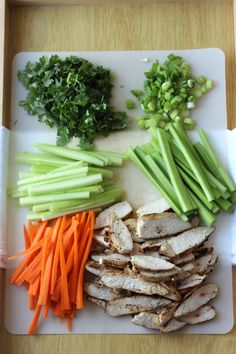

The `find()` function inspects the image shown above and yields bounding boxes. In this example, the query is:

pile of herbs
[18,55,128,149]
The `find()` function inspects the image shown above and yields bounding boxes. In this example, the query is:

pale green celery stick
[230,192,236,203]
[28,174,103,196]
[19,172,41,179]
[17,166,89,186]
[88,167,113,180]
[8,188,27,198]
[140,142,155,155]
[47,185,103,194]
[178,168,219,213]
[222,191,231,200]
[126,146,188,221]
[94,151,126,159]
[34,188,124,221]
[216,197,234,212]
[198,129,236,192]
[156,128,194,212]
[16,152,71,166]
[49,200,85,211]
[188,190,216,226]
[18,173,88,193]
[89,152,123,167]
[20,191,91,206]
[84,152,109,165]
[168,125,215,201]
[31,165,56,173]
[193,142,220,178]
[32,204,51,212]
[42,161,85,174]
[34,143,105,166]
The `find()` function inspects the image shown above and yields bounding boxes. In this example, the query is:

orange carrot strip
[14,251,42,286]
[43,299,51,318]
[76,211,95,309]
[29,295,36,310]
[28,303,42,334]
[8,239,44,260]
[10,221,48,283]
[50,216,65,295]
[24,225,31,249]
[38,218,62,306]
[69,218,80,303]
[59,230,70,310]
[39,229,52,292]
[28,276,40,297]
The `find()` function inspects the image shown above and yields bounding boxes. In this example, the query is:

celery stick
[41,161,85,174]
[34,143,105,166]
[169,124,215,201]
[49,200,84,211]
[94,151,125,159]
[17,166,89,186]
[194,142,220,178]
[88,167,113,180]
[16,152,71,166]
[32,204,51,212]
[178,168,219,213]
[20,191,91,206]
[19,172,41,179]
[84,152,109,165]
[198,129,236,192]
[65,185,103,194]
[126,146,188,220]
[28,174,103,195]
[156,128,194,212]
[188,190,216,226]
[31,165,56,173]
[216,197,234,212]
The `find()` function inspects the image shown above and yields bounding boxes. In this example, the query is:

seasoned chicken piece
[174,253,195,266]
[132,304,177,329]
[193,252,218,274]
[85,260,114,277]
[91,252,130,268]
[109,213,133,254]
[193,246,214,257]
[84,282,122,301]
[87,296,106,308]
[159,318,186,333]
[174,284,218,318]
[123,219,144,243]
[93,234,110,249]
[190,216,200,228]
[100,270,177,298]
[106,295,171,317]
[179,305,216,324]
[131,254,175,271]
[139,238,172,253]
[177,274,206,291]
[136,212,191,240]
[132,242,141,255]
[138,268,180,282]
[159,227,215,257]
[181,262,196,273]
[136,198,170,217]
[95,201,133,230]
[139,267,188,283]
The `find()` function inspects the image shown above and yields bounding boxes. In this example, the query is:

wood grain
[1,1,236,354]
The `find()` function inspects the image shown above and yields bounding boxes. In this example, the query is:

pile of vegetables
[126,121,235,226]
[9,212,95,333]
[10,143,124,221]
[132,54,212,130]
[18,55,128,149]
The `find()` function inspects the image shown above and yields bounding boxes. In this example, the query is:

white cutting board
[5,49,234,334]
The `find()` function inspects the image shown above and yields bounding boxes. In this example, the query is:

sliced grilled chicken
[187,252,218,275]
[136,198,170,217]
[87,296,106,308]
[91,252,130,268]
[179,305,216,324]
[109,213,133,254]
[190,216,200,228]
[93,234,110,249]
[132,242,141,255]
[193,246,214,258]
[181,262,196,273]
[159,319,186,333]
[131,254,176,272]
[160,227,215,257]
[85,260,114,277]
[174,253,195,266]
[106,295,171,317]
[177,274,206,291]
[95,201,133,230]
[84,282,122,301]
[124,219,144,243]
[174,284,218,318]
[101,270,176,298]
[139,238,172,253]
[136,212,191,240]
[138,268,180,282]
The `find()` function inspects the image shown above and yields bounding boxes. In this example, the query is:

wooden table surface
[1,1,236,354]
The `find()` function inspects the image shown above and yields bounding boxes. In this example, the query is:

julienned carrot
[9,210,96,334]
[76,211,95,309]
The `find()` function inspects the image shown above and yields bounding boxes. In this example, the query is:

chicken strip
[95,201,133,230]
[109,213,133,254]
